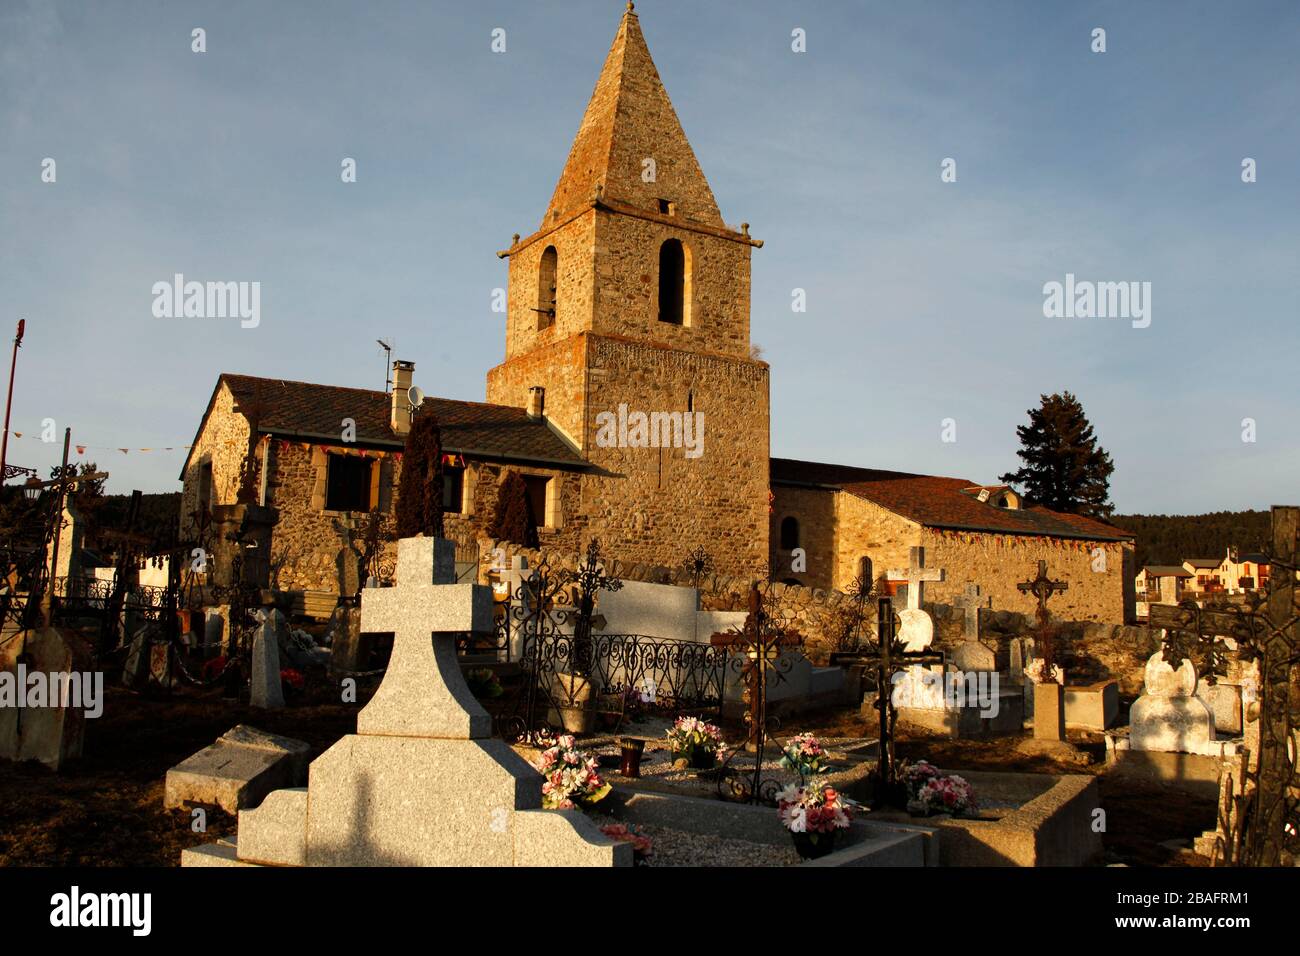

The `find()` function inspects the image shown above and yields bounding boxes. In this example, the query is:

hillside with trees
[1110,511,1271,569]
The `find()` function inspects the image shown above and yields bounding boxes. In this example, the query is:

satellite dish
[407,385,424,408]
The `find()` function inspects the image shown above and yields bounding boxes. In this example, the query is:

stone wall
[270,451,588,594]
[589,209,752,359]
[768,483,1134,624]
[180,381,251,531]
[921,527,1134,624]
[503,211,597,361]
[579,336,768,579]
[485,334,589,451]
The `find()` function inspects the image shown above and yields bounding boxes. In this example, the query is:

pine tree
[394,411,445,539]
[489,469,538,548]
[1000,392,1115,518]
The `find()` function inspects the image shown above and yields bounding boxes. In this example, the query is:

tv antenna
[377,339,393,393]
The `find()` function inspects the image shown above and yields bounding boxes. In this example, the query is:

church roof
[770,457,1133,542]
[181,374,586,477]
[543,4,723,228]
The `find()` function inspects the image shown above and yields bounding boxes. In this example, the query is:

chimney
[527,385,545,419]
[391,360,415,435]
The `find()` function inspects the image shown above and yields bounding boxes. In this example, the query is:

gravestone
[1128,651,1216,752]
[165,724,310,813]
[1008,637,1032,685]
[249,611,285,709]
[0,626,94,770]
[1196,679,1244,736]
[950,584,995,672]
[183,536,628,867]
[887,547,944,652]
[596,578,699,640]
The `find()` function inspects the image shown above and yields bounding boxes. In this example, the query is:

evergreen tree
[489,469,538,548]
[394,411,445,539]
[1000,392,1115,517]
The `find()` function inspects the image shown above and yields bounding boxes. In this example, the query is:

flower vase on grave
[790,830,838,860]
[619,737,646,777]
[552,670,596,735]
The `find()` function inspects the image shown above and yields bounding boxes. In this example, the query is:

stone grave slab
[595,578,698,641]
[1064,680,1119,730]
[164,724,310,814]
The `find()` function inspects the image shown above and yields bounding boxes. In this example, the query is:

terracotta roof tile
[219,374,585,466]
[771,457,1133,542]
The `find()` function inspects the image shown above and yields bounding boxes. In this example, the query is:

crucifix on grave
[1017,560,1068,669]
[1017,560,1069,740]
[856,595,946,806]
[710,582,802,803]
[25,429,109,628]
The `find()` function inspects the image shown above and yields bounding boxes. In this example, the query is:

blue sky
[1,0,1296,513]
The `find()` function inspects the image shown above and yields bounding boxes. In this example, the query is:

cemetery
[1,5,1297,920]
[2,494,1296,870]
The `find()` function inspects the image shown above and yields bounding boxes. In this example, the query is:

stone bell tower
[486,3,770,576]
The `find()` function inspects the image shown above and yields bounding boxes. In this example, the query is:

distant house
[1182,557,1225,593]
[1212,549,1270,592]
[1135,565,1193,609]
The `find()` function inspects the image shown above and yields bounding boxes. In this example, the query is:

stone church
[180,5,1134,622]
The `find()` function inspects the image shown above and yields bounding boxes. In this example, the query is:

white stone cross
[357,537,495,739]
[952,583,989,641]
[887,547,945,612]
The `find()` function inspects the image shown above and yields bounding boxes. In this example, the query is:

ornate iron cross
[710,582,802,803]
[841,596,946,805]
[1017,560,1068,670]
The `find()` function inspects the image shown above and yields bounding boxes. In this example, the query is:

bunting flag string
[1,428,192,455]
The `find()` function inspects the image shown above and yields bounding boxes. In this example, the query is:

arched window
[658,238,685,325]
[779,516,800,550]
[537,246,557,330]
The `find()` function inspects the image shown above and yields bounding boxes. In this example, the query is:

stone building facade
[485,6,770,576]
[770,459,1136,623]
[179,6,1134,624]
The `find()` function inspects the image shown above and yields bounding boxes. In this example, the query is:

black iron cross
[565,538,622,675]
[1017,560,1068,670]
[845,596,946,805]
[711,582,802,803]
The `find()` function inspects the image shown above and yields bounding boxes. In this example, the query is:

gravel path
[636,824,801,867]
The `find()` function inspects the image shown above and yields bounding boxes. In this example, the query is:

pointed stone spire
[544,4,723,228]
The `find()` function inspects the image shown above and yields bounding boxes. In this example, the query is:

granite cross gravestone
[182,536,628,868]
[951,584,996,673]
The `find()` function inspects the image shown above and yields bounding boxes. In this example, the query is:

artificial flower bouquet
[600,823,653,863]
[535,734,611,809]
[775,782,854,858]
[665,715,723,767]
[1024,658,1064,685]
[779,732,831,779]
[900,760,977,817]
